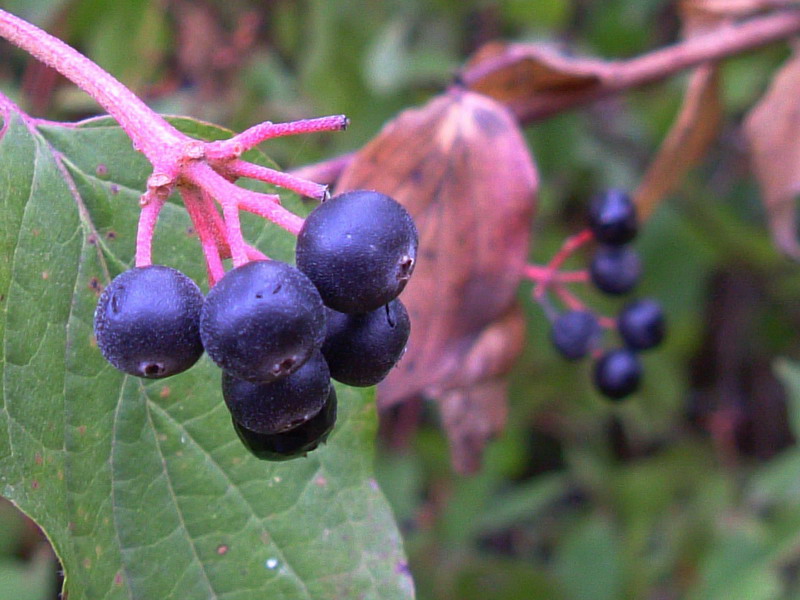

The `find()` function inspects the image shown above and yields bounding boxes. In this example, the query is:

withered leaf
[460,42,605,116]
[633,3,724,220]
[744,48,800,259]
[634,65,721,221]
[335,90,537,472]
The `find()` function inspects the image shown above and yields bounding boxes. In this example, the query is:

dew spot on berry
[272,283,282,294]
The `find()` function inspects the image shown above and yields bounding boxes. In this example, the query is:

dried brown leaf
[461,42,605,111]
[335,90,537,472]
[744,49,800,259]
[634,64,722,220]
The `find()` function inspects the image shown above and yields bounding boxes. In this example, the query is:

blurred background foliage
[2,0,800,598]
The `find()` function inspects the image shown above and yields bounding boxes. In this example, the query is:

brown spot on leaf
[88,278,102,296]
[31,480,39,490]
[110,184,119,195]
[336,90,537,472]
[114,572,124,586]
[217,544,229,555]
[160,386,171,398]
[34,452,43,465]
[87,234,97,245]
[78,425,87,435]
[106,231,117,240]
[96,164,108,177]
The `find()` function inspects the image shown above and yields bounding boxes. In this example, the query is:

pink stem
[186,162,304,236]
[205,115,349,159]
[237,197,304,235]
[135,196,166,267]
[181,188,226,286]
[0,9,186,163]
[523,264,589,283]
[228,160,328,200]
[245,245,268,261]
[534,229,594,299]
[198,191,232,259]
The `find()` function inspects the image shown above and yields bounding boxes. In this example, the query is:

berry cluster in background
[94,190,418,460]
[527,189,666,401]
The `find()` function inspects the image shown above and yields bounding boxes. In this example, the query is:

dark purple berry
[296,190,419,313]
[593,349,641,400]
[322,299,410,387]
[222,350,331,434]
[93,265,204,378]
[618,299,665,351]
[590,245,641,295]
[200,260,326,383]
[233,386,338,461]
[588,189,637,245]
[550,310,600,360]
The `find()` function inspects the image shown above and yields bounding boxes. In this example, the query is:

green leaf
[775,358,800,440]
[0,109,414,600]
[554,515,624,600]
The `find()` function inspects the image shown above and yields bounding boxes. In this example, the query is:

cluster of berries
[94,190,417,459]
[549,190,665,400]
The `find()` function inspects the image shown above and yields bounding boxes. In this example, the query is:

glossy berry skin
[550,310,600,361]
[233,386,338,461]
[296,190,419,314]
[590,245,642,295]
[322,299,410,387]
[618,299,666,351]
[588,189,637,245]
[593,349,642,400]
[94,265,204,378]
[222,350,331,434]
[200,260,326,383]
